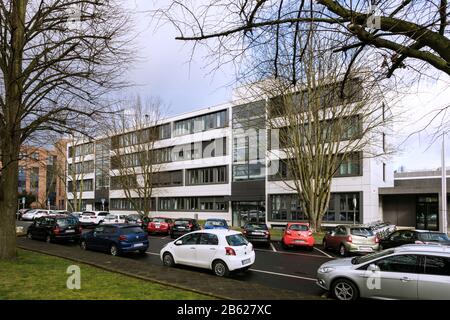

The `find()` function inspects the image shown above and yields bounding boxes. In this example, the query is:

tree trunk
[0,137,20,259]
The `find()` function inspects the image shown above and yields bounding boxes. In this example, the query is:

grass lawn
[0,249,212,300]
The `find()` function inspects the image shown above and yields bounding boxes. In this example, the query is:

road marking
[146,252,160,256]
[254,247,332,259]
[161,236,168,240]
[250,269,316,282]
[270,243,277,252]
[313,247,333,258]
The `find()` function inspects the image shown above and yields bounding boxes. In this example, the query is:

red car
[147,217,173,235]
[281,222,315,251]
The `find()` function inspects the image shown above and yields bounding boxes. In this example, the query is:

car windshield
[127,215,140,220]
[350,228,374,237]
[98,212,109,216]
[246,224,268,230]
[418,232,450,241]
[120,226,144,234]
[352,249,394,265]
[175,220,190,226]
[56,217,78,227]
[289,224,309,231]
[226,234,249,246]
[105,215,117,219]
[206,220,226,227]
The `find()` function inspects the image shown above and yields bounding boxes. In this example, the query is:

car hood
[320,257,355,269]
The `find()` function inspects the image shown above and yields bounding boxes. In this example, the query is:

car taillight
[78,226,83,233]
[243,230,247,234]
[119,235,127,241]
[53,226,61,234]
[307,231,313,236]
[188,224,193,229]
[415,240,424,244]
[374,236,379,243]
[347,235,353,243]
[286,230,291,235]
[225,247,236,256]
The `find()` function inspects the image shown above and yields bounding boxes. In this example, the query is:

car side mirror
[367,264,378,272]
[175,240,182,246]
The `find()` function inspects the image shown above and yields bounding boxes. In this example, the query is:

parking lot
[17,220,336,297]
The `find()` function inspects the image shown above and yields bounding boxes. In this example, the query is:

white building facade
[67,83,393,228]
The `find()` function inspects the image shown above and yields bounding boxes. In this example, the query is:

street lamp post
[353,196,357,225]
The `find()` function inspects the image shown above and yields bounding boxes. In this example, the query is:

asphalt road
[17,220,337,297]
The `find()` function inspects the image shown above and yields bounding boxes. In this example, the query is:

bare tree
[108,97,164,218]
[0,0,133,259]
[240,32,392,231]
[156,1,450,81]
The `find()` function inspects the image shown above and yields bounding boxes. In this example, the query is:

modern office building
[67,80,393,227]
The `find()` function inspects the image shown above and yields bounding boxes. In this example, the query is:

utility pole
[441,133,448,234]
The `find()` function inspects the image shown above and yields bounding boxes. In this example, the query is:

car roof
[414,229,446,233]
[206,218,226,221]
[394,244,450,254]
[189,229,240,235]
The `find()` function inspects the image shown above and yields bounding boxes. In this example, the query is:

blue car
[80,224,149,256]
[204,218,229,230]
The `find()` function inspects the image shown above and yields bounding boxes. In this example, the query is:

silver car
[317,244,450,300]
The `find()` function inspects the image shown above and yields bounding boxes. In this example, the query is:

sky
[123,0,450,172]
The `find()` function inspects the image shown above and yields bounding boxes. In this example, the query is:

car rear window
[206,220,226,227]
[56,218,78,227]
[120,226,144,234]
[289,224,309,231]
[351,228,374,237]
[153,218,166,223]
[246,224,268,230]
[82,212,94,216]
[418,232,450,242]
[226,234,249,246]
[175,220,190,225]
[98,212,109,216]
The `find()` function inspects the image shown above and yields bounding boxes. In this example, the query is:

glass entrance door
[416,195,439,231]
[232,201,265,227]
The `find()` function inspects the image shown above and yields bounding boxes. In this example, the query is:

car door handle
[189,247,196,250]
[210,248,216,250]
[400,277,411,282]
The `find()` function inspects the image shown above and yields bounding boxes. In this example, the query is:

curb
[17,246,231,300]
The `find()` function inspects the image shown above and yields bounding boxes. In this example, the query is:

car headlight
[318,266,335,273]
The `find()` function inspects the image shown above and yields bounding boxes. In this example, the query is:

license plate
[242,258,251,265]
[253,232,264,235]
[359,246,372,251]
[294,239,305,243]
[65,230,75,233]
[177,226,185,230]
[133,243,143,247]
[155,223,161,228]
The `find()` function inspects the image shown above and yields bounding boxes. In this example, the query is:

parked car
[366,221,397,239]
[53,210,70,215]
[281,222,314,251]
[125,214,144,226]
[242,223,270,246]
[17,208,31,220]
[379,229,450,250]
[204,218,229,230]
[148,217,173,235]
[322,225,379,256]
[78,211,109,226]
[26,215,82,243]
[317,244,450,300]
[103,213,128,224]
[170,218,201,239]
[21,209,54,221]
[69,212,83,219]
[80,224,149,256]
[160,229,255,277]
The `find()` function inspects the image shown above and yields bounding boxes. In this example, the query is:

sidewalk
[17,237,322,300]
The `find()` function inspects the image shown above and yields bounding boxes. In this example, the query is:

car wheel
[45,235,52,243]
[339,244,348,257]
[322,239,328,250]
[110,244,120,256]
[80,240,88,251]
[26,232,33,240]
[162,252,175,267]
[213,260,229,277]
[331,279,359,301]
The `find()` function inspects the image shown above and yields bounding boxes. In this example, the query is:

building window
[30,167,39,195]
[68,179,94,192]
[18,167,26,193]
[110,198,155,211]
[186,166,228,185]
[158,196,228,212]
[335,153,361,177]
[153,170,183,187]
[174,110,227,136]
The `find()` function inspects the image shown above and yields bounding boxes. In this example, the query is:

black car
[242,223,271,246]
[379,229,450,249]
[170,218,201,239]
[80,224,149,256]
[27,215,81,243]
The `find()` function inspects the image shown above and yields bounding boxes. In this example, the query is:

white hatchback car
[103,213,128,224]
[21,209,54,221]
[78,211,109,225]
[160,229,255,277]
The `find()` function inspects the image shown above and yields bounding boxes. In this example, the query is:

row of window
[110,198,156,211]
[69,143,94,158]
[159,196,228,212]
[174,110,227,136]
[67,179,94,192]
[186,166,227,185]
[269,152,362,181]
[68,160,94,175]
[269,192,360,223]
[111,123,171,149]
